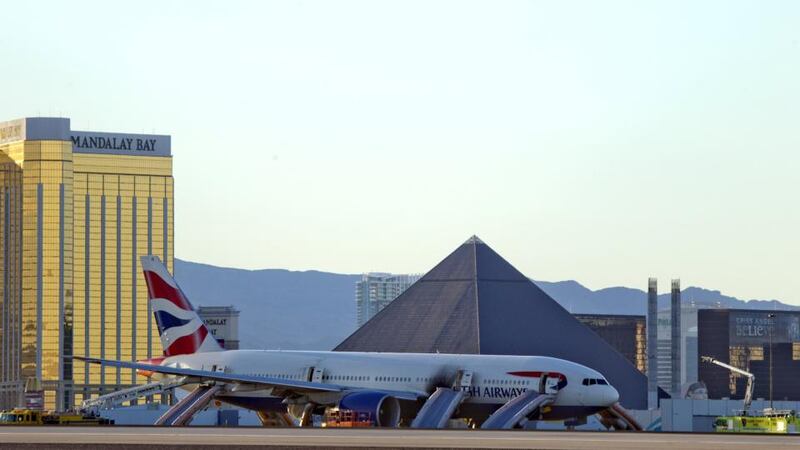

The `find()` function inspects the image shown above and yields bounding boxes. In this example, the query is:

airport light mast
[701,356,755,415]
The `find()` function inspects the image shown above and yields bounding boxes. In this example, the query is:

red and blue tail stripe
[141,255,222,356]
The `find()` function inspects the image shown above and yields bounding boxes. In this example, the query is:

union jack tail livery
[141,255,222,356]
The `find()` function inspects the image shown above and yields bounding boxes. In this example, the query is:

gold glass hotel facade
[0,117,173,410]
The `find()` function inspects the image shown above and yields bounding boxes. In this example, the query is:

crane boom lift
[701,355,755,414]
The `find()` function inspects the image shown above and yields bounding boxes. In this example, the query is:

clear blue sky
[1,1,798,304]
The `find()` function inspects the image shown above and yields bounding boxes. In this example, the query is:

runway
[0,427,798,449]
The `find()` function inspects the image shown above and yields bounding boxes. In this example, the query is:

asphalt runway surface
[0,426,798,449]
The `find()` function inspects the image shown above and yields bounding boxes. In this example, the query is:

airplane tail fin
[141,255,223,356]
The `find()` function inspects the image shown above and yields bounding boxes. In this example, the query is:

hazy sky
[1,1,798,303]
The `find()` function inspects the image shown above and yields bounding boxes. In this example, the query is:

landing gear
[596,403,643,431]
[256,411,294,427]
[287,403,318,427]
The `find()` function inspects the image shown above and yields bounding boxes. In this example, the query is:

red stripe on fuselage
[144,270,192,311]
[165,325,208,356]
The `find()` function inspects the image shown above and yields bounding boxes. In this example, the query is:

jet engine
[337,391,401,427]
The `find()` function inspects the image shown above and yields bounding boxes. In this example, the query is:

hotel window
[793,342,800,360]
[748,346,764,361]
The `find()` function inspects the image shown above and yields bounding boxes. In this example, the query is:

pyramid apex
[464,235,484,245]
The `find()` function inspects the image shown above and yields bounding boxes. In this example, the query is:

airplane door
[544,377,559,394]
[456,370,473,389]
[309,367,324,383]
[539,373,560,395]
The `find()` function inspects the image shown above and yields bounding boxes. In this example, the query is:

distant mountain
[534,281,799,315]
[174,258,798,350]
[174,259,359,351]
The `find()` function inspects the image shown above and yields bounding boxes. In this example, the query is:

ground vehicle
[713,409,797,433]
[322,409,373,428]
[0,408,113,425]
[701,356,796,433]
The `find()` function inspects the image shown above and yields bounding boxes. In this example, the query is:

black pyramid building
[336,236,647,409]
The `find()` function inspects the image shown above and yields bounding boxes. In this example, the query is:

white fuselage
[155,349,619,419]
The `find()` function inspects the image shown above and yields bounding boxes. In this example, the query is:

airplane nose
[605,387,619,405]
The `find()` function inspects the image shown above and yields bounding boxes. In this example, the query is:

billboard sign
[730,311,800,345]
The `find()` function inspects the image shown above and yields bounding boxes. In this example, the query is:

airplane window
[597,379,608,385]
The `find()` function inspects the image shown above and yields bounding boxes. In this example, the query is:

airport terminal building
[0,117,174,410]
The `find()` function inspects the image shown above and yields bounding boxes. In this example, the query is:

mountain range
[174,259,798,351]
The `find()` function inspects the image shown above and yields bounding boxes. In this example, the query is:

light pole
[768,313,775,410]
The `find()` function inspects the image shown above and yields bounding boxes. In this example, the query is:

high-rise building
[0,117,173,410]
[670,279,681,396]
[355,272,420,327]
[647,278,658,408]
[699,309,800,401]
[573,314,646,373]
[197,306,240,350]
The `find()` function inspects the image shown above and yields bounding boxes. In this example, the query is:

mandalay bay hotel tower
[0,117,174,410]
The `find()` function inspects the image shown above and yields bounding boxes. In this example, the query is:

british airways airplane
[76,256,624,429]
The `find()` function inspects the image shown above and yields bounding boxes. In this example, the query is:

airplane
[75,255,625,429]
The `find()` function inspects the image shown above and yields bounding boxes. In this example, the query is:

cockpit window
[582,378,608,386]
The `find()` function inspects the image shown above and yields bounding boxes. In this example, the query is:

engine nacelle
[337,391,401,427]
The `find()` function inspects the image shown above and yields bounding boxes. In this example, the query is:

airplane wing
[72,356,424,401]
[74,356,342,393]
